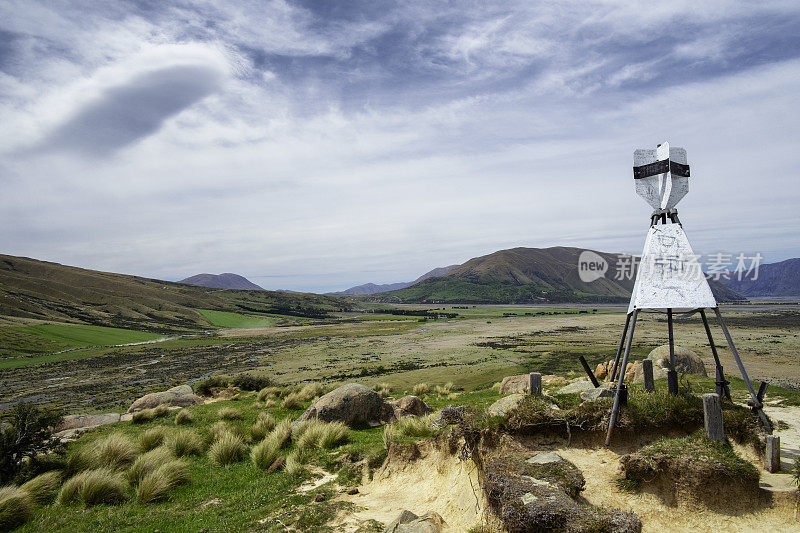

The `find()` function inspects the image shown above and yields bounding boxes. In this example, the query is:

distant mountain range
[719,258,800,297]
[336,265,459,295]
[360,246,746,304]
[179,273,264,291]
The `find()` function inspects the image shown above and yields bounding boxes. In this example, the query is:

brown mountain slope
[0,254,350,333]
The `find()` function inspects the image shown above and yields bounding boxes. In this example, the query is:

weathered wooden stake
[765,436,781,473]
[641,359,654,392]
[702,393,725,441]
[529,372,542,396]
[667,308,678,396]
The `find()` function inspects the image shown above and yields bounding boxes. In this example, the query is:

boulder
[557,381,595,395]
[127,385,203,413]
[595,363,608,380]
[384,510,446,533]
[487,394,525,418]
[296,383,394,427]
[391,395,432,417]
[56,413,120,432]
[500,374,530,394]
[647,345,707,376]
[580,384,615,402]
[526,451,564,465]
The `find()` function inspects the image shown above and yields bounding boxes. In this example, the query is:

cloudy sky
[1,1,799,292]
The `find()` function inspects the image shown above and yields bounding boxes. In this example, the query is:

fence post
[642,359,654,392]
[765,436,781,473]
[702,393,725,441]
[529,373,542,396]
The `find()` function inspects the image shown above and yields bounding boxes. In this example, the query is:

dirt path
[761,405,800,492]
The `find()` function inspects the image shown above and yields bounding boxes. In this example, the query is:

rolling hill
[720,258,800,297]
[365,246,744,304]
[336,264,459,295]
[0,254,352,333]
[180,273,264,290]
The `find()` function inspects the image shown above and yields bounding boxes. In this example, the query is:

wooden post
[702,393,725,441]
[641,359,655,392]
[765,436,780,473]
[529,372,542,396]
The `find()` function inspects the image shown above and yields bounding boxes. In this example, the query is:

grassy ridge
[0,254,352,335]
[195,310,278,329]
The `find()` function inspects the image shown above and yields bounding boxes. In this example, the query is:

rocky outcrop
[56,413,120,431]
[580,383,616,401]
[296,383,395,427]
[483,449,641,532]
[647,345,707,376]
[391,396,432,417]
[499,374,530,394]
[556,380,595,395]
[127,385,203,413]
[487,394,526,418]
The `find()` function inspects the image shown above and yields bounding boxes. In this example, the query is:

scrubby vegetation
[0,403,62,484]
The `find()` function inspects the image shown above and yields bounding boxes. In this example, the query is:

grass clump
[174,409,193,425]
[208,434,247,466]
[131,404,170,424]
[128,447,173,486]
[165,429,203,457]
[281,392,303,410]
[216,407,242,420]
[384,414,437,447]
[19,471,61,505]
[285,448,311,476]
[136,460,190,503]
[139,426,169,452]
[57,468,127,506]
[435,382,455,395]
[0,486,33,531]
[412,383,430,395]
[252,412,277,441]
[376,382,392,397]
[193,375,229,396]
[297,383,325,401]
[269,419,293,449]
[250,438,280,470]
[294,420,349,450]
[90,433,138,469]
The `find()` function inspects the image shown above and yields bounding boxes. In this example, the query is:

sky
[1,1,799,293]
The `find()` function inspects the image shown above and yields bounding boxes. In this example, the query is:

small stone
[521,492,538,505]
[346,487,359,495]
[314,493,325,502]
[527,452,564,465]
[266,456,285,473]
[487,394,525,418]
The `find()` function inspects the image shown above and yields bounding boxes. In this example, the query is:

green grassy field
[196,309,279,328]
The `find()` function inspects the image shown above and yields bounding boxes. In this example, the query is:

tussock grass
[20,471,61,505]
[128,446,173,486]
[208,434,247,466]
[90,433,138,469]
[140,426,169,452]
[207,421,241,445]
[257,386,281,402]
[376,382,392,397]
[412,383,430,395]
[216,407,242,420]
[131,404,170,424]
[294,419,349,450]
[435,382,455,395]
[285,448,311,476]
[297,383,325,401]
[384,413,437,447]
[281,392,302,409]
[165,429,203,457]
[174,409,193,425]
[251,412,277,441]
[262,399,277,408]
[0,486,33,531]
[269,419,293,449]
[250,437,280,470]
[136,460,190,503]
[58,468,127,506]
